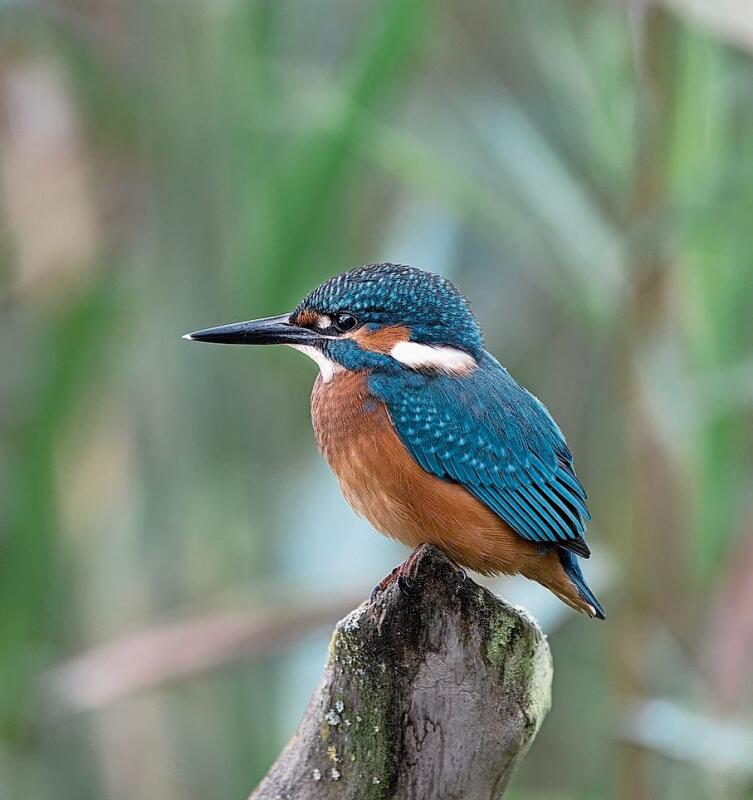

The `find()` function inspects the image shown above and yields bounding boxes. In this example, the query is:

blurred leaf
[664,0,753,52]
[465,93,627,322]
[259,0,429,305]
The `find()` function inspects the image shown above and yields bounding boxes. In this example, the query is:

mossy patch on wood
[251,545,552,800]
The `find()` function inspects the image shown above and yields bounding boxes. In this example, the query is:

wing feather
[369,354,591,553]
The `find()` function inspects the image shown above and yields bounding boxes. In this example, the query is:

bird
[185,263,605,619]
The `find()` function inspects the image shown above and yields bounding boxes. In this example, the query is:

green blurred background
[2,1,753,798]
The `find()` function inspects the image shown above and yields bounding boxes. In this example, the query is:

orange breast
[311,371,557,579]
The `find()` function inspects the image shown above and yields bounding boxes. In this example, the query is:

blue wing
[368,353,591,556]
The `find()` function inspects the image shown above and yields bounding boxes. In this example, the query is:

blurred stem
[614,7,679,800]
[261,0,428,306]
[0,275,120,735]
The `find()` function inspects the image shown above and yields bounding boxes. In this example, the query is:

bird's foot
[370,566,399,602]
[395,548,423,594]
[452,562,468,587]
[370,549,424,601]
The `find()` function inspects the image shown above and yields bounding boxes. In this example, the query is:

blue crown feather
[296,264,485,357]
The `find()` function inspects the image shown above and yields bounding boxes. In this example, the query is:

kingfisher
[185,264,605,619]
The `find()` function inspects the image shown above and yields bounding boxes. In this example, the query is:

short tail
[558,550,606,620]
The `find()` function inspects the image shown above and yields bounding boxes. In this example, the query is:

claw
[371,548,435,601]
[396,548,422,594]
[370,566,400,602]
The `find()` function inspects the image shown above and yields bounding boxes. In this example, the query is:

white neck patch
[289,345,344,383]
[390,341,477,375]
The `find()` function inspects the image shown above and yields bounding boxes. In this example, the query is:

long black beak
[183,314,319,346]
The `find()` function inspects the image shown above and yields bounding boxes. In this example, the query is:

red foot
[370,549,423,601]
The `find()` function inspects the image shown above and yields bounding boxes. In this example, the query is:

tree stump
[250,544,552,800]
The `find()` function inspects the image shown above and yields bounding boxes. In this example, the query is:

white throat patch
[289,345,343,383]
[390,341,477,375]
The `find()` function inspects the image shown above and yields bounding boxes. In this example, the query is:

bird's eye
[333,312,358,333]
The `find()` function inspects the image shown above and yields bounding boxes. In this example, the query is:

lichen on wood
[249,544,552,800]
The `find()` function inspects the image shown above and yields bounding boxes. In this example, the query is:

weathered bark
[250,544,552,800]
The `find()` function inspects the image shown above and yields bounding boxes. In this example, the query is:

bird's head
[185,264,484,380]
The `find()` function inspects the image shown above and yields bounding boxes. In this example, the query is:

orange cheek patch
[293,309,320,327]
[351,324,411,353]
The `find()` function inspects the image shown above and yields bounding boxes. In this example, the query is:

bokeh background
[2,1,753,798]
